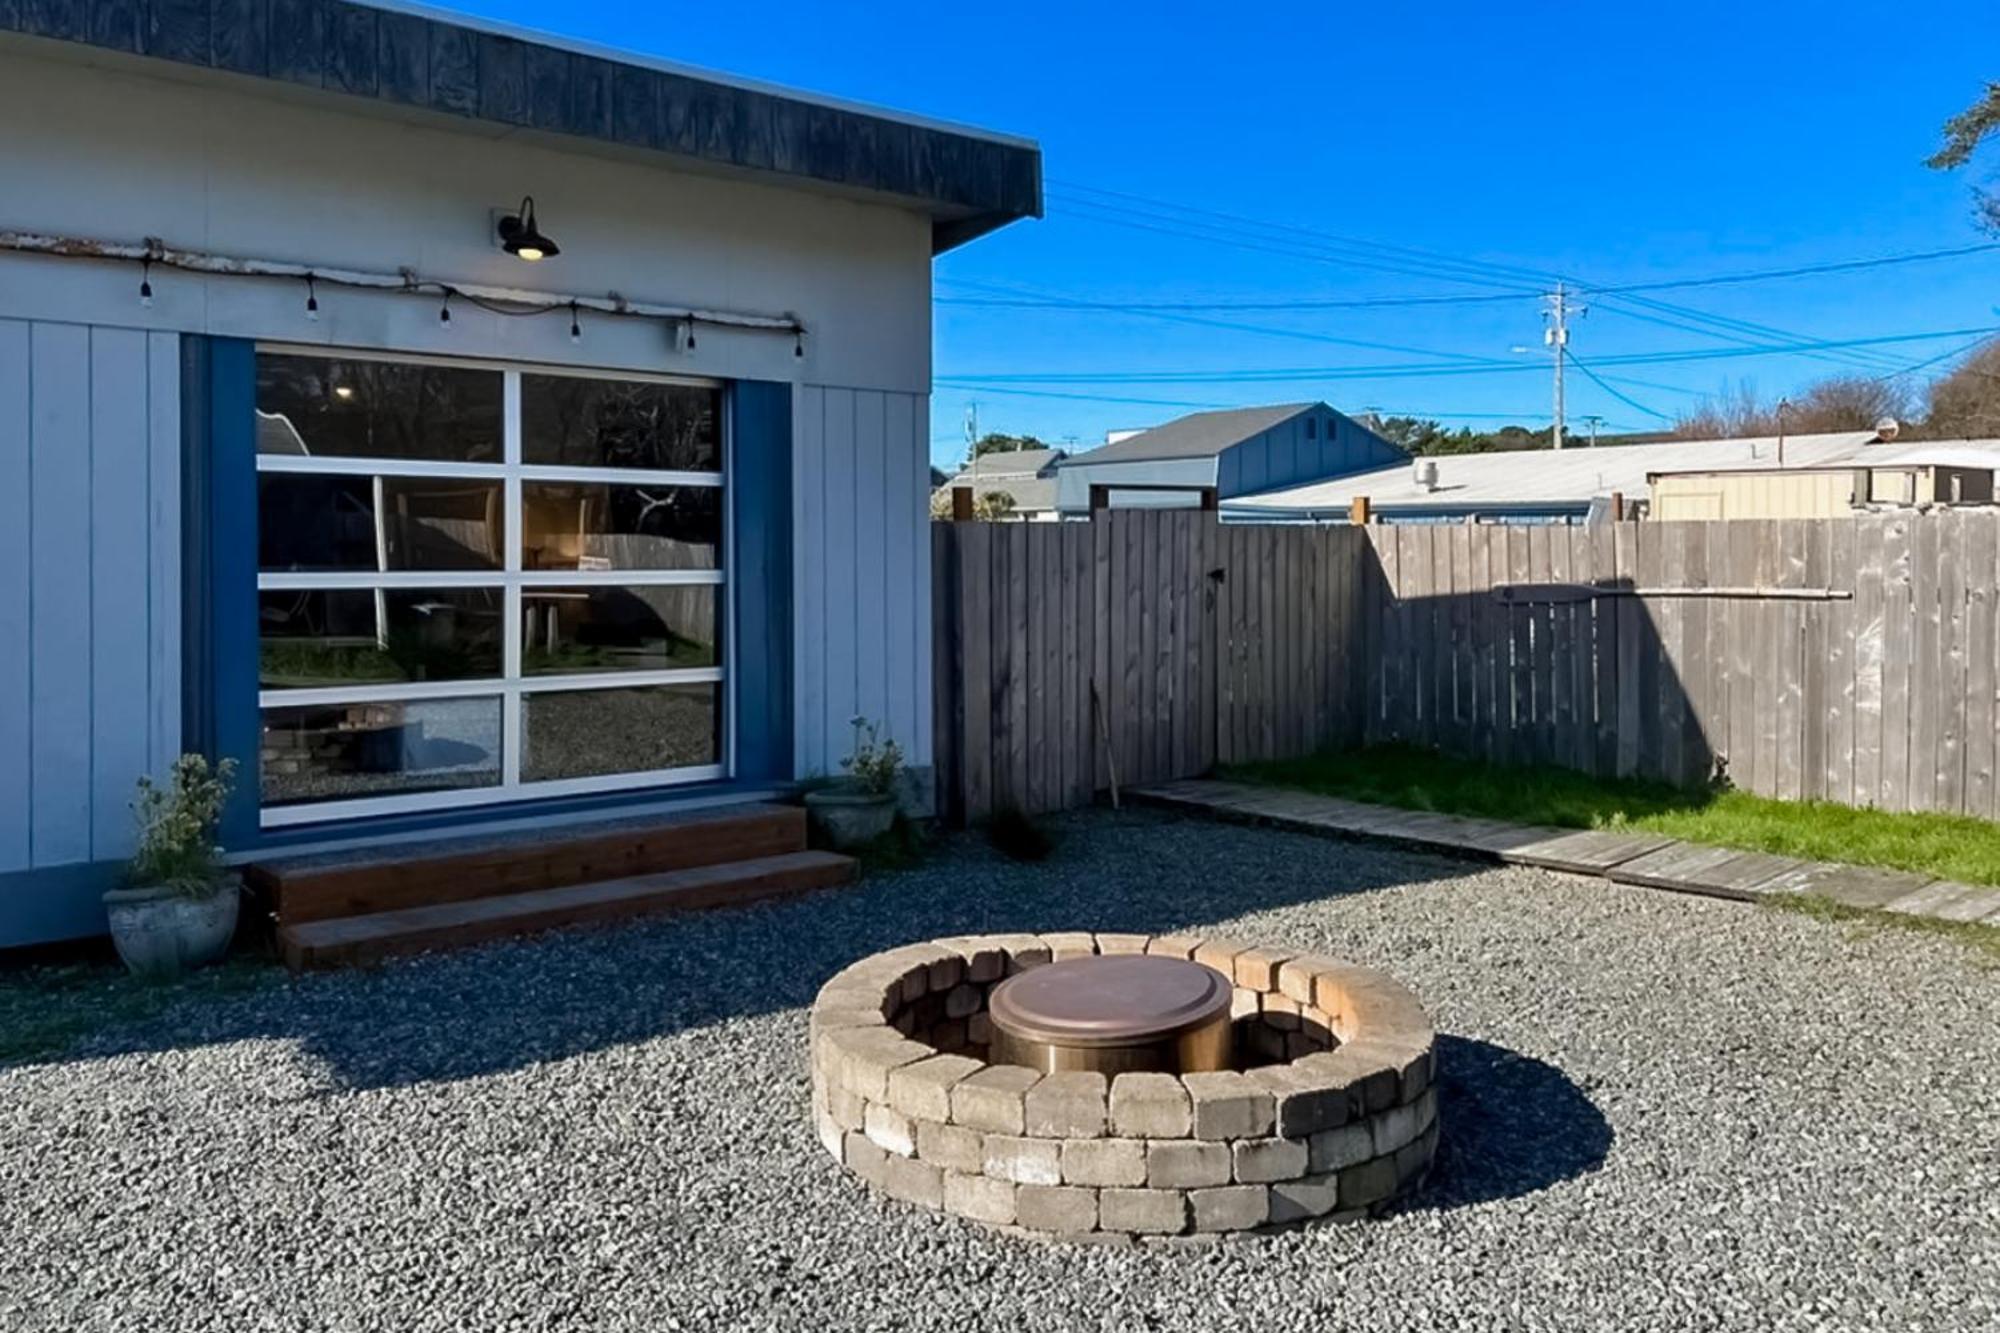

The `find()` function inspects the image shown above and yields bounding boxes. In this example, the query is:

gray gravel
[3,809,1997,1332]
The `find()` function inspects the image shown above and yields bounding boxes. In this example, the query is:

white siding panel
[820,390,859,771]
[29,322,94,866]
[852,391,889,743]
[883,392,921,754]
[147,332,183,776]
[0,322,30,872]
[90,328,154,859]
[795,385,827,780]
[0,318,181,875]
[795,385,933,785]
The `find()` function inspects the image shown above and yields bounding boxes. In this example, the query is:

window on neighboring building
[1305,417,1318,440]
[253,349,727,825]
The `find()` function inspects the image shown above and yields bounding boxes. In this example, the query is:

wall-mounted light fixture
[497,196,559,262]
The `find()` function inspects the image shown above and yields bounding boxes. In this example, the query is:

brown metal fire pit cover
[990,954,1232,1048]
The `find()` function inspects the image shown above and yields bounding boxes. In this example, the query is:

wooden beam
[952,486,975,522]
[1349,496,1372,526]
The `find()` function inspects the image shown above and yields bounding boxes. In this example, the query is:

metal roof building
[1223,430,1883,524]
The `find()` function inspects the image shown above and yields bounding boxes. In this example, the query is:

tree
[974,490,1018,520]
[1368,415,1556,455]
[970,432,1046,460]
[1920,337,2000,439]
[1672,374,1911,439]
[1927,83,2000,232]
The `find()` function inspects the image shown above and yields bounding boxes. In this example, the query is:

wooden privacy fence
[930,511,1365,822]
[1362,510,2000,817]
[931,509,2000,823]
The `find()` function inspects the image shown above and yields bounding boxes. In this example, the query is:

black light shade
[498,196,560,261]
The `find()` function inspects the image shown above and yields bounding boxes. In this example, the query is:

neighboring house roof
[0,0,1041,252]
[1849,440,2000,469]
[938,448,1067,513]
[1226,430,1882,516]
[1078,404,1320,464]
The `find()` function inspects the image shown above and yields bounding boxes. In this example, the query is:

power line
[937,276,1504,362]
[1033,180,1958,378]
[1566,353,1675,422]
[938,241,2000,314]
[936,324,2000,385]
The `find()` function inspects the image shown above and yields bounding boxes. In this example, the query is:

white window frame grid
[255,345,732,828]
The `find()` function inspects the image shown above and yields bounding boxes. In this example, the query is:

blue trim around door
[185,336,264,852]
[729,380,795,784]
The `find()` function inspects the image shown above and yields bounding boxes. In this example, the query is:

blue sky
[438,1,2000,465]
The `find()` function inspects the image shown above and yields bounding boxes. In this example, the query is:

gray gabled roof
[1,0,1042,253]
[1080,403,1318,464]
[944,448,1066,481]
[936,448,1066,513]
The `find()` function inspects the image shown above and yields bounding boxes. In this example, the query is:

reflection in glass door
[253,349,727,825]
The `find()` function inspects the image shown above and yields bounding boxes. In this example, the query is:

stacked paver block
[809,932,1440,1243]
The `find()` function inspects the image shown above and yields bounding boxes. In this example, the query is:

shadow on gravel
[4,809,1509,1091]
[1410,1035,1614,1211]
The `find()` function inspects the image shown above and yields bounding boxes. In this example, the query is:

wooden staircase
[245,803,855,970]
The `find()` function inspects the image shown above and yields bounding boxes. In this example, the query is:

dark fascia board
[0,0,1042,254]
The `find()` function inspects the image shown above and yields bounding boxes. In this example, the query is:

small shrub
[987,806,1056,862]
[128,755,237,897]
[839,715,905,797]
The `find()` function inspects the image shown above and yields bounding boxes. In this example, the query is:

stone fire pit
[809,932,1439,1241]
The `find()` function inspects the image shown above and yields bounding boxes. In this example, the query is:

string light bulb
[793,329,804,359]
[139,259,153,308]
[684,317,697,351]
[438,291,452,326]
[305,273,319,321]
[569,301,581,344]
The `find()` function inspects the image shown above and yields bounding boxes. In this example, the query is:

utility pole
[963,402,979,465]
[1580,414,1603,448]
[1543,283,1573,451]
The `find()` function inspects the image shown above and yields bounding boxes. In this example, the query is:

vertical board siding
[793,385,931,787]
[0,319,181,876]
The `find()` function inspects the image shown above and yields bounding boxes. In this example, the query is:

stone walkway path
[1131,779,2000,926]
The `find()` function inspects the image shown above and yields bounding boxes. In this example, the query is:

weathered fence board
[933,512,2000,824]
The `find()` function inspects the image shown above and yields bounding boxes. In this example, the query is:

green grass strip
[1230,743,2000,889]
[0,956,278,1066]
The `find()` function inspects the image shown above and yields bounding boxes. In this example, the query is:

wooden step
[277,850,857,970]
[246,803,808,925]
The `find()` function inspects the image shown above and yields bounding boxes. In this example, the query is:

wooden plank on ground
[1499,828,1678,874]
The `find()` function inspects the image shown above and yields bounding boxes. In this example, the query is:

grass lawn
[0,955,277,1066]
[1232,744,2000,889]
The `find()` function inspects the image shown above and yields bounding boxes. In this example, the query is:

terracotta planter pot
[803,787,898,850]
[103,880,240,980]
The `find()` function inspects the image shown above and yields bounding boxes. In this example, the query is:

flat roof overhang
[0,1,1042,254]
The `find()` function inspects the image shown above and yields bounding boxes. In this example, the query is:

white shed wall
[795,385,934,781]
[0,318,182,876]
[0,44,940,825]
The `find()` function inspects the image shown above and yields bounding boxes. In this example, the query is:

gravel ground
[3,809,1996,1332]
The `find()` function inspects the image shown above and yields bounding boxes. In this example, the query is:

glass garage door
[252,348,727,825]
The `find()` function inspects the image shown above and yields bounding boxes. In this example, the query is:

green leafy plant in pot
[804,716,903,850]
[103,755,241,980]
